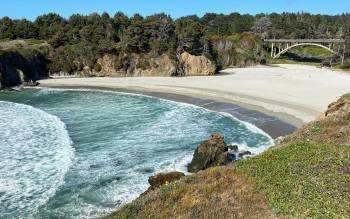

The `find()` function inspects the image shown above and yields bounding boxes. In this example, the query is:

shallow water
[0,88,273,218]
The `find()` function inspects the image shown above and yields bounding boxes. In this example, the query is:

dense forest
[0,12,350,87]
[1,12,350,46]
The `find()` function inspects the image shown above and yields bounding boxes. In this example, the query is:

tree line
[0,12,349,74]
[1,12,349,49]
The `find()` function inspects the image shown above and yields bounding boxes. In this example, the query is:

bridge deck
[264,39,345,43]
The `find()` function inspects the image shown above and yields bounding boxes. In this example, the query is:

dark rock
[142,171,185,195]
[148,171,185,189]
[227,144,239,152]
[188,133,229,173]
[23,80,40,87]
[238,151,252,159]
[0,51,48,89]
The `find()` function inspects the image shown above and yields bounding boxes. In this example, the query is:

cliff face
[0,35,267,89]
[0,50,218,89]
[80,53,177,77]
[179,52,216,76]
[125,53,177,77]
[0,50,48,89]
[62,52,215,77]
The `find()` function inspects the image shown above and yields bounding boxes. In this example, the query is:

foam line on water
[0,101,75,217]
[8,88,275,218]
[34,87,274,144]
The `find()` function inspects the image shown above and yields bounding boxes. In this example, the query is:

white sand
[39,64,350,127]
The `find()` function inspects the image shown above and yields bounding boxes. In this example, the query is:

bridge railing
[264,39,345,43]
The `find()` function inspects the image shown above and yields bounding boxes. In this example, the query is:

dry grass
[0,39,49,51]
[106,167,289,219]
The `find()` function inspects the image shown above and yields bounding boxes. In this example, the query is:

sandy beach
[39,64,350,128]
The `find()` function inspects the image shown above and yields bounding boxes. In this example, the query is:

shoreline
[38,64,350,138]
[35,85,297,138]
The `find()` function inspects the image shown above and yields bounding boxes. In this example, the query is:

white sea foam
[33,87,274,157]
[22,87,275,218]
[0,101,74,217]
[35,88,272,142]
[218,111,274,154]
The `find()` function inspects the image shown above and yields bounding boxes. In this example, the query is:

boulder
[238,151,252,159]
[188,133,229,173]
[180,52,216,76]
[145,171,185,193]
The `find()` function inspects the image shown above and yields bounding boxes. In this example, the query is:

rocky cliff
[0,50,48,89]
[179,52,216,76]
[0,34,267,89]
[61,52,216,77]
[0,41,218,89]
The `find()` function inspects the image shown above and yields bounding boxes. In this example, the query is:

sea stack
[188,133,229,173]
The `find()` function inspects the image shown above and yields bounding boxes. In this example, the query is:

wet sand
[38,64,350,138]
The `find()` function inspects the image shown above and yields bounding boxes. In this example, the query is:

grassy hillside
[106,94,350,219]
[0,39,49,51]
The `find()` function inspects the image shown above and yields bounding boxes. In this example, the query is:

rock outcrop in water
[188,133,253,173]
[188,133,229,173]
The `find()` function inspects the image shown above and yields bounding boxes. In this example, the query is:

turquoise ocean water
[0,88,273,218]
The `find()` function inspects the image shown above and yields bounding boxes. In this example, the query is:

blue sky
[1,0,349,20]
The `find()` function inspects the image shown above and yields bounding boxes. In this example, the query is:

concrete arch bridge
[264,39,346,64]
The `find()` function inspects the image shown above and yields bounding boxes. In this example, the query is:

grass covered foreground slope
[106,95,350,219]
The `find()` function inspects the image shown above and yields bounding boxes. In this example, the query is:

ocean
[0,88,273,218]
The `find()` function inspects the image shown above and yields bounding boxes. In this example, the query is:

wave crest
[0,101,74,217]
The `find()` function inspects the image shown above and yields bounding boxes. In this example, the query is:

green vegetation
[236,142,350,218]
[266,46,350,70]
[108,95,350,219]
[24,38,46,45]
[344,93,350,100]
[289,47,334,59]
[235,95,350,218]
[267,57,322,66]
[0,12,349,76]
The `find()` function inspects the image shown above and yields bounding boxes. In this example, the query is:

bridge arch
[274,43,337,59]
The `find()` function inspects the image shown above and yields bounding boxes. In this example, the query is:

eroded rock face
[97,54,119,76]
[129,54,176,76]
[325,96,350,117]
[180,52,216,76]
[188,133,229,173]
[0,51,48,89]
[95,53,176,77]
